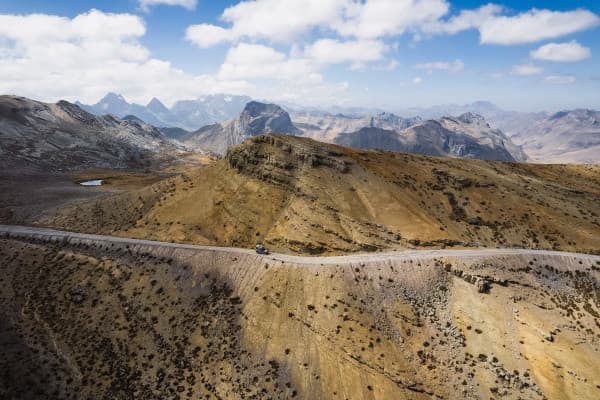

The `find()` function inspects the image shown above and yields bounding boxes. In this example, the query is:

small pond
[79,179,103,186]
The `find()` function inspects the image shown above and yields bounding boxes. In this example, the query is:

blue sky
[0,0,598,112]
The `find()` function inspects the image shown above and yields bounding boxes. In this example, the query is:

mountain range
[0,95,181,171]
[508,109,600,163]
[77,93,252,131]
[295,111,526,162]
[30,93,600,164]
[1,97,599,400]
[178,101,301,154]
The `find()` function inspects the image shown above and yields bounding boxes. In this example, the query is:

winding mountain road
[2,224,599,265]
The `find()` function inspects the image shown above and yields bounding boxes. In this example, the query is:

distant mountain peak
[456,112,488,126]
[78,92,253,131]
[242,101,285,117]
[146,97,169,113]
[100,92,127,103]
[549,109,599,121]
[181,101,300,154]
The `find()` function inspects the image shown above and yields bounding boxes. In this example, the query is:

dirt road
[2,224,598,265]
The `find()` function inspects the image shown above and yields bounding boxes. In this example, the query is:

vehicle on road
[255,243,269,255]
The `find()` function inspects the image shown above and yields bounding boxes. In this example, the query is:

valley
[1,96,599,400]
[2,1,599,398]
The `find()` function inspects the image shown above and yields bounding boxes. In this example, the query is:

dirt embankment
[1,232,599,399]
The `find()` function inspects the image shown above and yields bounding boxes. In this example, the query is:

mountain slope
[0,95,180,170]
[1,232,599,400]
[293,111,421,143]
[184,101,301,154]
[296,111,525,161]
[44,134,600,255]
[508,109,600,163]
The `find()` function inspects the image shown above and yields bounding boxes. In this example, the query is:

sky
[0,0,599,112]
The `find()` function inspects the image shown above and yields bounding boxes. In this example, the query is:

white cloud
[0,9,352,107]
[415,59,464,73]
[428,5,599,45]
[426,4,502,35]
[480,9,599,45]
[511,64,544,76]
[138,0,197,11]
[334,0,450,39]
[530,40,591,62]
[187,1,599,51]
[218,43,320,81]
[413,76,423,84]
[374,59,399,71]
[187,0,349,47]
[304,39,388,64]
[185,24,233,48]
[545,75,576,84]
[187,0,451,47]
[0,10,250,105]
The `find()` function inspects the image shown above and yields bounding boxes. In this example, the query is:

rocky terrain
[78,94,599,163]
[79,93,252,131]
[292,111,422,142]
[505,109,600,164]
[0,95,182,171]
[43,134,600,255]
[295,111,526,162]
[0,95,212,229]
[183,102,301,155]
[0,228,599,400]
[403,103,599,164]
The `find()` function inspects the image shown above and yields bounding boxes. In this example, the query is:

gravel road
[2,224,598,265]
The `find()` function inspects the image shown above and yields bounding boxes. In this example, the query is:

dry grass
[1,236,598,399]
[42,134,600,255]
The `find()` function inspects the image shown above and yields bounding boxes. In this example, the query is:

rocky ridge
[0,95,181,170]
[184,102,301,154]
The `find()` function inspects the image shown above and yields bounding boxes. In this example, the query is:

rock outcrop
[226,134,350,186]
[184,101,301,154]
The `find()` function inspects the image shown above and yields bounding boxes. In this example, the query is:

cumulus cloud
[333,0,450,39]
[0,9,352,106]
[138,0,197,11]
[413,76,423,84]
[218,43,320,81]
[428,5,599,45]
[0,10,253,105]
[187,1,599,49]
[186,0,451,47]
[530,41,591,62]
[185,24,233,48]
[479,9,599,45]
[545,75,576,84]
[187,0,349,46]
[304,39,388,64]
[511,64,544,76]
[415,59,464,73]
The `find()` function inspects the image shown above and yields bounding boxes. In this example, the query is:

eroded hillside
[43,134,600,255]
[1,234,599,399]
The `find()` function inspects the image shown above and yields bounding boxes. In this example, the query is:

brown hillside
[42,134,600,255]
[1,236,599,399]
